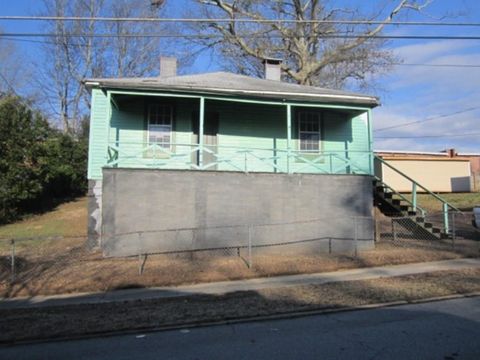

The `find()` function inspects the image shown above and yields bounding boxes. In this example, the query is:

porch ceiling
[109,92,366,117]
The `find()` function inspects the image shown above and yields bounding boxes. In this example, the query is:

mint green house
[85,59,379,255]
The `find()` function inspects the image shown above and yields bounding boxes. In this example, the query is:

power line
[395,63,480,68]
[1,32,480,40]
[374,107,480,132]
[0,37,59,46]
[1,16,480,27]
[2,37,480,69]
[376,132,480,139]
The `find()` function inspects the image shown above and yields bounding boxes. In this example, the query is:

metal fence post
[248,225,253,269]
[138,232,144,275]
[392,219,397,243]
[191,229,196,261]
[412,183,417,212]
[10,239,15,283]
[354,217,358,257]
[451,212,456,250]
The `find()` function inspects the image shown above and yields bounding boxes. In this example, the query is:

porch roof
[84,71,379,107]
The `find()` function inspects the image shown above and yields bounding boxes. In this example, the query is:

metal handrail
[375,155,462,233]
[374,177,426,217]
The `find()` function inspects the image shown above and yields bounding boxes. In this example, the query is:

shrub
[0,95,87,223]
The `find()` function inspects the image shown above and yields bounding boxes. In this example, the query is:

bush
[0,95,87,223]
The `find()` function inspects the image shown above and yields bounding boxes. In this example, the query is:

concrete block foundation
[99,169,375,257]
[87,180,102,249]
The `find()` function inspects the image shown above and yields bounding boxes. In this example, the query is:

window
[298,111,322,152]
[148,104,173,148]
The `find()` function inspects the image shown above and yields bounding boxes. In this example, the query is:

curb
[2,291,479,347]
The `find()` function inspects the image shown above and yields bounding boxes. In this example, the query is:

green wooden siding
[87,91,373,179]
[211,101,288,172]
[87,89,109,180]
[108,97,196,171]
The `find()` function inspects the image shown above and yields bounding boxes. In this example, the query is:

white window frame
[148,103,173,149]
[297,110,322,153]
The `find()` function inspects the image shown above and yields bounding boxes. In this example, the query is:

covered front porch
[89,89,374,179]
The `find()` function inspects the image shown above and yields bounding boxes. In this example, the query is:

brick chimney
[160,56,177,77]
[263,58,282,81]
[447,148,456,158]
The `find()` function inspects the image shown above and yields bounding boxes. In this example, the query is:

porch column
[106,91,113,163]
[286,104,292,174]
[199,97,205,168]
[367,109,374,175]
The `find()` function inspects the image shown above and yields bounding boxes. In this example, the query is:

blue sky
[1,0,480,152]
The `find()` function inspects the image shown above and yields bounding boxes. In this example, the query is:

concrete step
[382,192,393,199]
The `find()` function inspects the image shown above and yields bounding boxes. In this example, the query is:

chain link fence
[375,211,480,253]
[1,213,479,298]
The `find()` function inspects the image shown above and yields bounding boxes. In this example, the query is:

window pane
[298,111,322,152]
[149,124,171,148]
[300,133,319,141]
[149,104,172,148]
[149,104,172,125]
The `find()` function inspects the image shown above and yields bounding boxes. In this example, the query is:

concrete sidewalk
[1,258,479,309]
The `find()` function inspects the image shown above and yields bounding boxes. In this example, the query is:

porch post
[106,91,112,162]
[367,109,374,175]
[199,97,205,168]
[286,104,292,174]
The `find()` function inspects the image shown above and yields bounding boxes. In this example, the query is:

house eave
[85,81,379,107]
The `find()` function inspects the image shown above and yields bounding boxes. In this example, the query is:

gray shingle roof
[85,71,379,107]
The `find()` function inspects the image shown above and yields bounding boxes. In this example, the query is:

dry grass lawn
[407,192,480,212]
[1,268,479,343]
[1,235,478,298]
[0,197,87,240]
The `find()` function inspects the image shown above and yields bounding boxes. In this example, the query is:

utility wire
[376,132,480,139]
[1,16,480,26]
[2,37,479,69]
[374,107,480,132]
[1,32,480,40]
[396,63,480,68]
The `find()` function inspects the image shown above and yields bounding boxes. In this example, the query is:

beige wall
[379,159,471,192]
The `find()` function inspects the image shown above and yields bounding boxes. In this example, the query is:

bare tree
[0,29,33,97]
[187,0,433,89]
[38,0,169,134]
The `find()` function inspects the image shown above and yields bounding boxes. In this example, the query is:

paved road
[2,297,480,360]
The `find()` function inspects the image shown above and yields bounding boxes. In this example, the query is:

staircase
[373,156,463,241]
[373,178,445,239]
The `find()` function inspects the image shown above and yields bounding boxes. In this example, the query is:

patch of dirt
[1,268,479,343]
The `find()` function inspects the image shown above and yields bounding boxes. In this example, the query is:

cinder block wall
[87,179,102,249]
[101,169,374,257]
